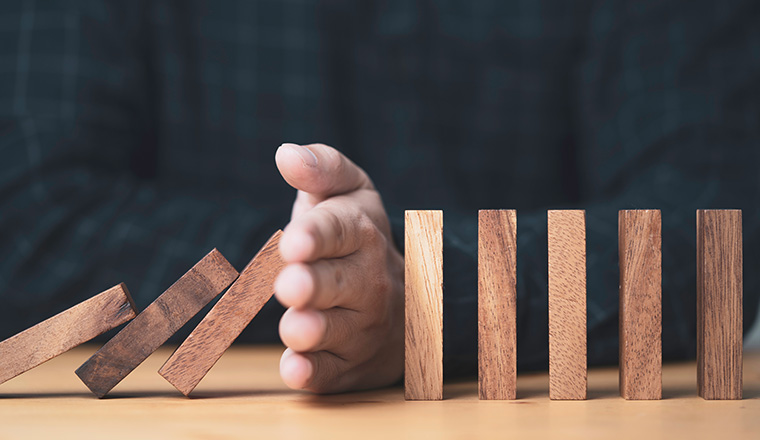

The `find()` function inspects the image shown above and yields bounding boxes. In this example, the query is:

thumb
[275,143,374,202]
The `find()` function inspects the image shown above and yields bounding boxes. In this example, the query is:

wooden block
[547,210,587,400]
[478,209,517,400]
[75,249,238,398]
[0,284,137,386]
[159,231,285,396]
[619,210,662,400]
[404,210,443,400]
[697,209,743,400]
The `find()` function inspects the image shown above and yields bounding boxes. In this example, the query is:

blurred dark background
[1,0,758,375]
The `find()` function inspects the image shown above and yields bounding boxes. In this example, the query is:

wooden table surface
[1,345,758,439]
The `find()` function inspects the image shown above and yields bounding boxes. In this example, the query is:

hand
[273,143,404,393]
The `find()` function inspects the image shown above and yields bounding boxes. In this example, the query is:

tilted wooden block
[478,209,517,400]
[75,249,238,397]
[0,283,137,386]
[619,210,662,400]
[697,209,743,400]
[547,210,587,400]
[405,210,443,401]
[159,231,285,396]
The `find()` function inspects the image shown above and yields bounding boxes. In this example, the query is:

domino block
[0,283,137,385]
[478,209,517,400]
[547,210,587,400]
[159,231,285,396]
[75,249,238,397]
[405,210,443,400]
[619,210,662,400]
[697,209,743,400]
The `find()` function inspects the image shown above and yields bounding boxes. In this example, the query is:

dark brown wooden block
[405,210,443,401]
[547,210,587,400]
[478,209,517,400]
[75,249,238,397]
[0,283,137,385]
[619,210,662,400]
[159,231,285,396]
[697,209,743,400]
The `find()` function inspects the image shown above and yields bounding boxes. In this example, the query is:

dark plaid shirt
[1,0,759,376]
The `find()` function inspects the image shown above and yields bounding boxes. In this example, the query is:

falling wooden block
[619,210,662,400]
[159,231,285,396]
[547,210,587,400]
[478,209,517,400]
[697,209,743,400]
[405,210,443,401]
[75,249,238,398]
[0,284,137,386]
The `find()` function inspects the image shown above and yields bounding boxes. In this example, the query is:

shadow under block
[159,231,285,396]
[697,209,742,400]
[547,210,587,400]
[478,210,517,400]
[75,249,239,398]
[618,210,662,400]
[405,210,443,401]
[0,283,137,386]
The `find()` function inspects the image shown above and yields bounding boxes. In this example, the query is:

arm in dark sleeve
[411,0,760,377]
[0,2,287,341]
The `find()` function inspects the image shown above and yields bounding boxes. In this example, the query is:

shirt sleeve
[0,1,288,342]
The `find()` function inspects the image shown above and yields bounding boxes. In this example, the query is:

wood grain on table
[1,346,758,440]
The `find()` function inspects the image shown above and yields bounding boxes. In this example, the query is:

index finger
[279,199,370,262]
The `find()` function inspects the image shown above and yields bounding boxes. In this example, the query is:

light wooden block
[478,209,517,400]
[75,249,238,398]
[159,231,285,396]
[619,210,662,400]
[697,209,743,400]
[404,210,443,400]
[0,283,137,386]
[547,210,587,400]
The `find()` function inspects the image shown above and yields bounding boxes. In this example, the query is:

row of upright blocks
[405,209,743,401]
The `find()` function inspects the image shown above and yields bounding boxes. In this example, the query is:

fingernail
[282,143,318,167]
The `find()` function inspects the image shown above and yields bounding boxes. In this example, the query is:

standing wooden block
[478,209,517,400]
[547,210,587,400]
[0,284,137,385]
[159,231,285,396]
[619,210,662,400]
[75,249,238,398]
[405,210,443,400]
[697,209,743,400]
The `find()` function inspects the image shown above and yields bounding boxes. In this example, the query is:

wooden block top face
[404,210,443,400]
[159,231,285,396]
[547,210,587,400]
[618,210,662,400]
[697,209,743,400]
[0,283,137,385]
[75,249,239,398]
[478,210,517,400]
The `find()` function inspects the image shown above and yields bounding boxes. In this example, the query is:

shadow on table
[0,391,95,399]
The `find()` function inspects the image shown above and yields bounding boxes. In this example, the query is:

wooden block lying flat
[478,209,517,400]
[697,209,743,400]
[547,210,587,400]
[75,249,238,398]
[0,283,137,385]
[405,210,443,401]
[619,210,662,400]
[159,231,285,396]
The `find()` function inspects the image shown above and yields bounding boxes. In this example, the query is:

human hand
[273,143,404,393]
